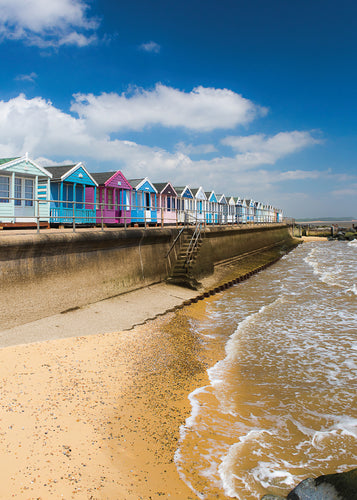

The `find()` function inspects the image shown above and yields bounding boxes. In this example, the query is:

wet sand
[0,245,295,499]
[301,235,328,241]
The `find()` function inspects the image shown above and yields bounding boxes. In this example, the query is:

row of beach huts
[0,155,283,227]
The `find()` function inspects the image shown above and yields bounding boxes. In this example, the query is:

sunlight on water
[175,241,357,499]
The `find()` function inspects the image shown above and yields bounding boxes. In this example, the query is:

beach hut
[228,196,236,224]
[46,164,97,225]
[234,197,243,224]
[254,201,264,223]
[205,190,218,224]
[276,208,283,222]
[191,187,207,223]
[153,182,178,226]
[0,155,52,226]
[174,186,195,224]
[86,171,132,226]
[216,194,228,224]
[245,199,255,223]
[128,178,158,225]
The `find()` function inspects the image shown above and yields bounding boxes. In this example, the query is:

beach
[0,313,207,499]
[0,245,290,499]
[1,239,356,499]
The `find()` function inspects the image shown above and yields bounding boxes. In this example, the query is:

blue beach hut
[174,186,195,223]
[205,190,218,224]
[128,178,158,225]
[0,155,52,227]
[191,187,207,223]
[46,163,98,224]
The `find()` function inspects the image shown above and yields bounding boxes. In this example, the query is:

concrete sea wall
[0,224,294,330]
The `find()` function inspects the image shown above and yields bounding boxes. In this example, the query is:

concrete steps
[167,229,202,289]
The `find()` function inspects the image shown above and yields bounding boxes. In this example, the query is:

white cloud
[222,131,321,166]
[0,0,99,48]
[71,84,267,133]
[175,142,217,155]
[0,92,324,213]
[331,184,357,197]
[15,72,38,83]
[139,41,161,53]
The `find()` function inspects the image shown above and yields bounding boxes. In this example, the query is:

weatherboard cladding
[175,186,193,198]
[153,182,177,196]
[46,165,96,186]
[92,171,132,189]
[128,179,156,193]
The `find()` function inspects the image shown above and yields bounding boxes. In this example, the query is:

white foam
[346,283,357,296]
[348,239,357,247]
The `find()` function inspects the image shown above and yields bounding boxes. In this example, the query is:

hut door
[144,191,151,221]
[14,177,35,221]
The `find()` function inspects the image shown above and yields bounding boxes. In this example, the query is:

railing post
[73,200,76,232]
[36,199,40,234]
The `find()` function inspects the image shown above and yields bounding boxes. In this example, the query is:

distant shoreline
[296,219,356,227]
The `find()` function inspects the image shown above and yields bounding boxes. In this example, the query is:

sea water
[175,240,357,499]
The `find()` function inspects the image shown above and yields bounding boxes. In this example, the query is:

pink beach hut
[86,171,132,225]
[153,182,178,226]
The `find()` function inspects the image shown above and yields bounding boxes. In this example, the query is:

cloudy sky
[0,0,356,218]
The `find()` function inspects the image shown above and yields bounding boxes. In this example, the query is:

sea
[174,240,357,499]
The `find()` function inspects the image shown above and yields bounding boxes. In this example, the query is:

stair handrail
[165,226,186,258]
[185,220,202,269]
[166,212,203,259]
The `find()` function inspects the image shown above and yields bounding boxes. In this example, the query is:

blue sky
[0,0,356,218]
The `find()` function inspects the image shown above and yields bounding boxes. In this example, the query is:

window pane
[25,179,34,206]
[107,189,113,210]
[0,176,9,203]
[15,178,22,206]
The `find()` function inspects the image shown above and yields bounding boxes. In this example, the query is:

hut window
[131,191,136,209]
[107,189,113,210]
[122,191,128,210]
[24,179,34,207]
[145,192,150,209]
[0,176,9,203]
[76,185,83,209]
[96,189,100,209]
[15,178,22,205]
[167,196,171,211]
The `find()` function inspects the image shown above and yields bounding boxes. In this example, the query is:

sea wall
[0,224,294,330]
[192,224,294,276]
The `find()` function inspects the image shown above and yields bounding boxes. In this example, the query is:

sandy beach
[0,245,295,499]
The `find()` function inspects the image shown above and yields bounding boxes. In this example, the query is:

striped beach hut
[0,155,52,226]
[87,171,132,226]
[46,163,97,224]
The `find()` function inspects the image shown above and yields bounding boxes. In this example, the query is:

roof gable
[128,177,157,193]
[191,186,206,200]
[93,170,132,189]
[0,156,52,178]
[154,182,177,196]
[205,191,217,202]
[217,194,227,204]
[46,163,97,186]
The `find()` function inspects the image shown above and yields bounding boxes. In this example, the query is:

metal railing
[0,195,287,233]
[185,219,202,269]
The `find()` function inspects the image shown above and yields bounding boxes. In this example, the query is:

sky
[0,0,356,218]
